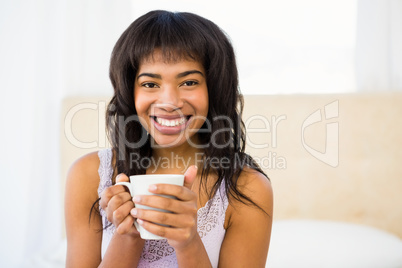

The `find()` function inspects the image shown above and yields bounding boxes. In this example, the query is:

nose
[156,86,184,112]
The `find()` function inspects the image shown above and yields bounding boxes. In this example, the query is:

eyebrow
[176,70,204,78]
[137,73,162,79]
[137,70,204,80]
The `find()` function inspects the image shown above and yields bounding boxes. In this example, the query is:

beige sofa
[61,93,402,266]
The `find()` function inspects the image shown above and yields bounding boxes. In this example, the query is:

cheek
[198,90,209,116]
[134,92,151,114]
[134,92,154,130]
[190,89,209,128]
[134,99,143,114]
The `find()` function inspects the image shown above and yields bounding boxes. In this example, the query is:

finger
[133,194,197,214]
[116,214,135,235]
[116,173,130,183]
[148,183,195,201]
[100,183,130,209]
[131,208,195,228]
[106,192,133,222]
[108,192,132,213]
[99,173,130,209]
[136,219,192,241]
[183,165,198,190]
[111,198,135,225]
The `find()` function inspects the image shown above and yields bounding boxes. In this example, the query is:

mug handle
[115,181,134,196]
[115,182,141,232]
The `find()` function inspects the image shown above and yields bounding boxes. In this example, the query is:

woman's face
[134,50,209,148]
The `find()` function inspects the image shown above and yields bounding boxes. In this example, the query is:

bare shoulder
[219,166,273,267]
[233,166,273,215]
[238,166,272,192]
[65,152,105,266]
[68,151,100,178]
[66,151,101,191]
[65,151,102,213]
[65,151,103,230]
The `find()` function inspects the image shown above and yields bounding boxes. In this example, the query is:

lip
[152,114,188,119]
[150,115,192,135]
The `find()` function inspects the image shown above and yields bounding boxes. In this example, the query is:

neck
[150,136,203,174]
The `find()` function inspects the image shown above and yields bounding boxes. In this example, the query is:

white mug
[116,174,184,240]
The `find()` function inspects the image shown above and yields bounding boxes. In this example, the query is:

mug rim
[129,174,184,179]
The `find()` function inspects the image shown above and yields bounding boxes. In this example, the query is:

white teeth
[155,117,187,127]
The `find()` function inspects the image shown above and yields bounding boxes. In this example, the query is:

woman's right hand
[99,174,139,236]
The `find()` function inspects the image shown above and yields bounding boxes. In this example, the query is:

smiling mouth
[151,115,192,127]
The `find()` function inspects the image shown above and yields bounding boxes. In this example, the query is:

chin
[150,135,189,148]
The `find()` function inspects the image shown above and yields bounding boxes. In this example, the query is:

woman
[65,10,273,267]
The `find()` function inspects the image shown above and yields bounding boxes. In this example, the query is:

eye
[181,80,198,87]
[142,82,159,88]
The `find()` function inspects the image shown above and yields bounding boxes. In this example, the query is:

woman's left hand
[130,165,199,250]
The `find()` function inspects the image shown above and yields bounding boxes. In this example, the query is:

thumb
[183,165,198,190]
[115,173,131,194]
[115,173,130,183]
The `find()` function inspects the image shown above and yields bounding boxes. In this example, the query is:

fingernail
[133,196,141,203]
[131,208,137,216]
[149,184,157,191]
[137,219,144,225]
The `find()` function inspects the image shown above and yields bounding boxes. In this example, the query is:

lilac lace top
[98,148,229,268]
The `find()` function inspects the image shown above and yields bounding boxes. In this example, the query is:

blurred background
[0,0,401,267]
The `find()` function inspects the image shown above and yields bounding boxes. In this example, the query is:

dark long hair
[105,10,268,212]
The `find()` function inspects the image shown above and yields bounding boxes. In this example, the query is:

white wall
[62,0,133,97]
[0,0,64,266]
[129,0,357,94]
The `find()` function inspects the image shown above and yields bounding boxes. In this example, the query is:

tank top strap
[97,148,113,197]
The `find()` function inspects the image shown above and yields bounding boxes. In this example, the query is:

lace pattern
[138,239,177,267]
[98,149,114,236]
[98,148,228,268]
